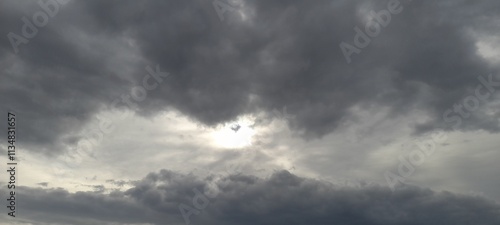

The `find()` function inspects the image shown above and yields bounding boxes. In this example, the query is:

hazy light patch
[210,115,256,149]
[13,110,262,193]
[230,0,254,23]
[356,2,376,24]
[475,35,500,63]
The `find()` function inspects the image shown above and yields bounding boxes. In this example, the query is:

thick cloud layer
[2,1,500,224]
[1,0,500,154]
[3,170,500,225]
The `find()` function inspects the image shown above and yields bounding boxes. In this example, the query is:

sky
[1,0,500,224]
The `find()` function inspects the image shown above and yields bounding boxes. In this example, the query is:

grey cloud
[36,182,48,187]
[116,0,500,137]
[105,179,136,188]
[1,0,500,152]
[6,170,500,225]
[0,0,140,154]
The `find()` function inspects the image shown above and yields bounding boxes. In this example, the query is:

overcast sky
[1,0,500,224]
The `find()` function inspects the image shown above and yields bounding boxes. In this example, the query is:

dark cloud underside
[1,0,500,154]
[2,170,499,225]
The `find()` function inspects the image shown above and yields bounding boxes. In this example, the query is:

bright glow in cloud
[210,116,256,149]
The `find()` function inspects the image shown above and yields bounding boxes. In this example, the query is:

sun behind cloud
[210,116,256,149]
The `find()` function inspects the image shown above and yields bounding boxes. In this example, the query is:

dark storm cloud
[2,0,500,154]
[0,0,139,154]
[5,170,500,225]
[111,0,500,137]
